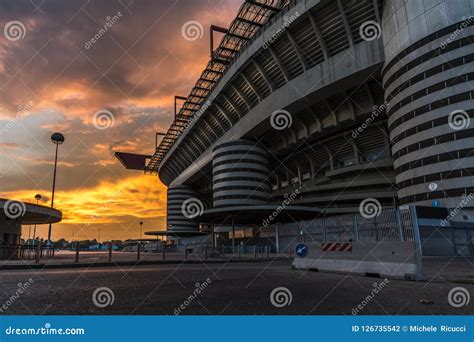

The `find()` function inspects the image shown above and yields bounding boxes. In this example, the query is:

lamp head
[35,194,42,201]
[51,132,65,145]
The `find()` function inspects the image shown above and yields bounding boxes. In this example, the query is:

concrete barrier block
[293,241,423,281]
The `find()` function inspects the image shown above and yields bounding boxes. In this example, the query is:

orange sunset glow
[0,0,242,241]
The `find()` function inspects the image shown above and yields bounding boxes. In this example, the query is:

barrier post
[265,245,269,259]
[35,243,41,264]
[137,243,141,261]
[108,245,112,261]
[353,214,359,241]
[409,205,423,280]
[75,243,79,263]
[396,208,404,241]
[162,245,166,260]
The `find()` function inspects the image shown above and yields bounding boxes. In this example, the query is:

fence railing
[0,244,54,261]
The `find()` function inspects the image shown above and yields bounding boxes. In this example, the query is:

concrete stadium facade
[152,0,474,243]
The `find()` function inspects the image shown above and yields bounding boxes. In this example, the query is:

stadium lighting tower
[48,132,65,245]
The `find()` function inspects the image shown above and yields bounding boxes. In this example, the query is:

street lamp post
[139,221,143,240]
[33,194,41,244]
[48,132,65,245]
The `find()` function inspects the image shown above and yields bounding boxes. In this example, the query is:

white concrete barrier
[293,241,423,281]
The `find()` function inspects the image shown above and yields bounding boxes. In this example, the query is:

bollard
[162,246,166,260]
[222,245,225,258]
[108,245,112,261]
[35,243,41,264]
[266,246,269,259]
[75,243,80,263]
[205,246,208,260]
[52,248,55,258]
[137,243,141,261]
[254,245,257,259]
[238,245,241,259]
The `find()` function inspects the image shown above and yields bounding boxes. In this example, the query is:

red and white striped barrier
[321,242,352,252]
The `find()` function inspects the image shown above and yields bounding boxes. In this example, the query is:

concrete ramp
[293,241,423,281]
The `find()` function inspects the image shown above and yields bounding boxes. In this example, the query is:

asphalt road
[0,260,472,315]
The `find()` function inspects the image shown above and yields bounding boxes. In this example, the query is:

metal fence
[277,206,419,254]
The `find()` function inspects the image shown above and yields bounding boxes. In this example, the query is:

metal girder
[267,45,290,82]
[239,72,262,101]
[286,30,309,70]
[251,59,274,91]
[308,13,329,60]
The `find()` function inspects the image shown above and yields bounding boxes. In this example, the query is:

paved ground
[0,258,472,315]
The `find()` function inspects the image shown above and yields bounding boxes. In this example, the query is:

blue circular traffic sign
[295,243,308,257]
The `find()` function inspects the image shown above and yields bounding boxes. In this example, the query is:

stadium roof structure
[143,0,290,175]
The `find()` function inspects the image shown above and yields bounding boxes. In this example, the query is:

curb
[0,257,291,271]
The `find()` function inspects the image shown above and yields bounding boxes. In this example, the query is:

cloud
[0,0,241,240]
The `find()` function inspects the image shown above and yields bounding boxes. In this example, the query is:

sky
[0,0,242,242]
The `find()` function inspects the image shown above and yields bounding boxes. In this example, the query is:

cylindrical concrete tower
[166,185,200,232]
[212,140,270,208]
[382,0,474,208]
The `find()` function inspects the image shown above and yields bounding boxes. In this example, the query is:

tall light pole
[48,132,65,245]
[33,194,41,244]
[139,221,143,240]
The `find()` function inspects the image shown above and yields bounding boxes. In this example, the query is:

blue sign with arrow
[295,243,308,257]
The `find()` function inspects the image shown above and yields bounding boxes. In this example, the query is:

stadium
[116,0,474,257]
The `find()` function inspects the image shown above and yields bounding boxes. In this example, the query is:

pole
[75,243,80,263]
[275,224,280,253]
[137,242,141,261]
[231,218,235,254]
[162,243,166,260]
[35,242,41,263]
[108,244,112,261]
[47,143,59,243]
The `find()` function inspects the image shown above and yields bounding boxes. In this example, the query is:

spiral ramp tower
[382,0,474,209]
